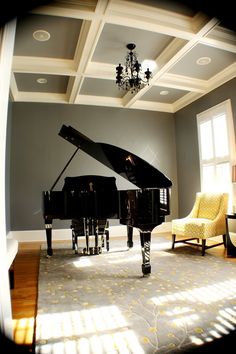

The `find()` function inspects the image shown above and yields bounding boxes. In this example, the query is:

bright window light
[213,114,229,157]
[197,99,235,206]
[200,120,213,160]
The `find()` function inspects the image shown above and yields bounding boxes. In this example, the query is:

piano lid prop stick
[50,147,80,191]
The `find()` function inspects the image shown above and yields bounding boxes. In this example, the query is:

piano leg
[71,227,78,253]
[85,218,90,255]
[140,231,151,276]
[45,219,53,256]
[105,229,109,251]
[127,225,134,248]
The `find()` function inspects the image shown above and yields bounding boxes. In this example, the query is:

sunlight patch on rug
[36,306,144,354]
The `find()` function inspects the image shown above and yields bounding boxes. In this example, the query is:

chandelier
[116,43,152,94]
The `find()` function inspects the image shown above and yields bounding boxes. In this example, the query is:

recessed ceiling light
[160,90,169,95]
[33,30,50,42]
[36,78,47,84]
[196,57,211,65]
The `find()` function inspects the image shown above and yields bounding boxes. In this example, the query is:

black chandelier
[116,43,152,94]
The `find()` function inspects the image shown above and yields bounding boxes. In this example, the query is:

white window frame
[197,99,236,209]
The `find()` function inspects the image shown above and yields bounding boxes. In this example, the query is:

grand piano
[43,125,172,276]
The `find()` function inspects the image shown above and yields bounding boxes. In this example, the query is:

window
[197,99,236,207]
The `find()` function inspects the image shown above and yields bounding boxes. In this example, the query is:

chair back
[198,193,226,219]
[190,192,228,220]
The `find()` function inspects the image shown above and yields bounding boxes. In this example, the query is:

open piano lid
[59,125,172,189]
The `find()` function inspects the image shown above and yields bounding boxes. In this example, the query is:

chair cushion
[197,193,222,219]
[172,218,216,239]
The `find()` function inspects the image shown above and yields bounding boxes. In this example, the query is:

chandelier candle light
[116,43,152,94]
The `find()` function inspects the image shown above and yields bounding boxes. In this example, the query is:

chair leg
[223,234,227,248]
[172,234,176,249]
[202,239,206,256]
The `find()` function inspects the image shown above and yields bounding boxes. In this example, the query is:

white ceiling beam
[105,0,197,40]
[156,73,206,93]
[12,56,76,75]
[75,94,124,108]
[14,91,68,103]
[131,100,174,113]
[70,0,109,102]
[9,72,18,101]
[30,0,97,20]
[85,61,115,79]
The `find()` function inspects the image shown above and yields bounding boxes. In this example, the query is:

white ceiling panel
[141,85,189,103]
[14,14,83,59]
[169,43,236,80]
[80,77,125,97]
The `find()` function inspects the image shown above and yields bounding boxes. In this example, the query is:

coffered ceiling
[10,0,236,113]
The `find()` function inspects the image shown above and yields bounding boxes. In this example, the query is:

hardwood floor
[9,234,236,353]
[10,242,42,352]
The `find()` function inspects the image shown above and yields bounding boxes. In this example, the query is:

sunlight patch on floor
[73,258,93,268]
[12,317,34,344]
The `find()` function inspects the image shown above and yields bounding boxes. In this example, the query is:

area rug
[35,235,236,353]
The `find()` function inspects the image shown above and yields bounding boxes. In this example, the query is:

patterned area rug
[35,235,236,353]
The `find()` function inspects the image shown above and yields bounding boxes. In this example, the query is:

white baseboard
[9,222,172,242]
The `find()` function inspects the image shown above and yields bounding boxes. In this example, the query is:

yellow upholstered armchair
[172,192,229,255]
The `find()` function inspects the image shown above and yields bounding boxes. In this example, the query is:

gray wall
[9,103,177,230]
[174,77,236,217]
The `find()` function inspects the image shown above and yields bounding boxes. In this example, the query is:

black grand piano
[43,125,172,276]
